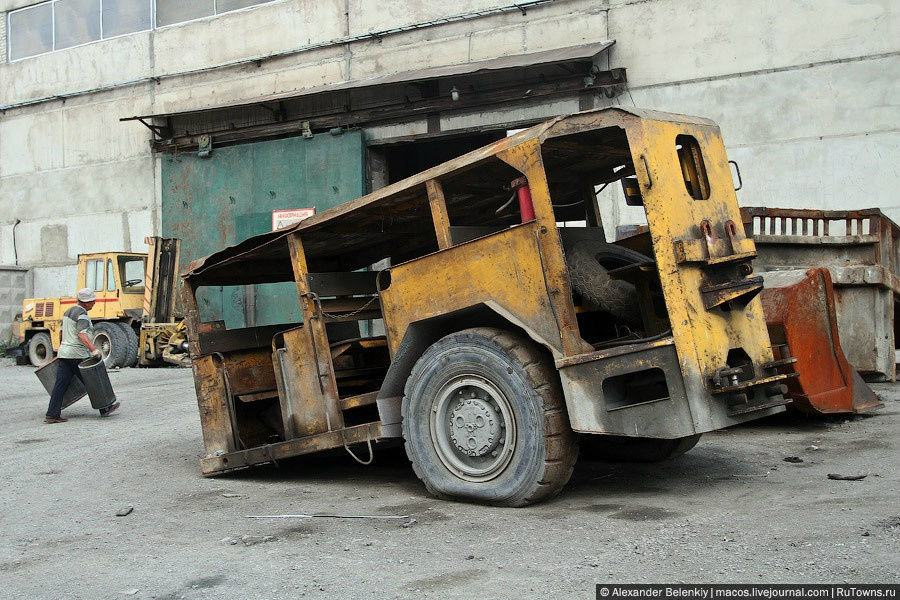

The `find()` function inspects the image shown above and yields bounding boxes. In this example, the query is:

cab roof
[183,107,717,286]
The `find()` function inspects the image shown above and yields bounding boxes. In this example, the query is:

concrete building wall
[1,0,898,297]
[0,11,7,63]
[0,85,156,294]
[0,266,29,343]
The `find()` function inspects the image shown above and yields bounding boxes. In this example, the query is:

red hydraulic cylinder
[511,177,535,223]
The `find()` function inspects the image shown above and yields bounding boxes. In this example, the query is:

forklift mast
[142,237,182,324]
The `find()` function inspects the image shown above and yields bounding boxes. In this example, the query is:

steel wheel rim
[429,374,516,482]
[34,341,48,362]
[95,333,112,360]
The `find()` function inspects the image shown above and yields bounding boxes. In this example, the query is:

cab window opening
[676,134,710,200]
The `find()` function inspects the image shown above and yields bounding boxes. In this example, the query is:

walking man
[44,288,121,423]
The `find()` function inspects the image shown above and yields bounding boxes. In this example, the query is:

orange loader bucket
[761,268,881,415]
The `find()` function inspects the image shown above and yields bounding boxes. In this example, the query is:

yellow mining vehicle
[182,107,791,506]
[16,237,188,368]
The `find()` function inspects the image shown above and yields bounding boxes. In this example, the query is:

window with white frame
[154,0,214,27]
[155,0,274,27]
[103,0,152,38]
[8,3,54,60]
[7,0,151,60]
[54,0,102,49]
[7,0,272,61]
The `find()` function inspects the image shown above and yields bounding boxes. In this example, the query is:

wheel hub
[429,375,516,482]
[449,397,501,457]
[97,335,111,358]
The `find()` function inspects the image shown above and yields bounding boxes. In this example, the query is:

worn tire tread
[403,327,577,507]
[116,322,139,368]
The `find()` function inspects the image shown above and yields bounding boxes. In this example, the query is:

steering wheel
[124,278,143,287]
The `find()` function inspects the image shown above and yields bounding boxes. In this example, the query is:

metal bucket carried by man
[39,288,121,423]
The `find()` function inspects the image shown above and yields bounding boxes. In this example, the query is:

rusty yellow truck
[17,237,188,368]
[182,107,791,506]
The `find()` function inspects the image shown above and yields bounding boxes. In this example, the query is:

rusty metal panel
[191,354,237,458]
[742,206,900,381]
[201,422,382,476]
[760,268,880,415]
[197,323,292,355]
[216,349,277,397]
[287,233,344,432]
[274,326,333,438]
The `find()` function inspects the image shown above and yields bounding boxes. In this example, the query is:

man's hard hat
[76,288,97,303]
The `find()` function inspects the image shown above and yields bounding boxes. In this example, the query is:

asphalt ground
[0,361,897,599]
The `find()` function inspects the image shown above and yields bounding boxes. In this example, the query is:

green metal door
[161,132,366,328]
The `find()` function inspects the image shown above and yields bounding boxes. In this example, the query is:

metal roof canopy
[121,42,621,151]
[183,106,715,287]
[124,41,615,122]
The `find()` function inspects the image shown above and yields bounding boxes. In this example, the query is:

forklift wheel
[402,327,578,507]
[93,322,128,368]
[27,332,54,367]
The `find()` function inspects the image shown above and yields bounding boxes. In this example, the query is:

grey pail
[35,358,87,409]
[78,356,117,410]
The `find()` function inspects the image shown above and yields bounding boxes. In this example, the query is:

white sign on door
[272,208,315,231]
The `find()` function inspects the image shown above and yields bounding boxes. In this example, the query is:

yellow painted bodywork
[138,320,191,367]
[380,109,782,435]
[622,115,776,425]
[381,222,574,357]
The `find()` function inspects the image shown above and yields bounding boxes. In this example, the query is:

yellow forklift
[16,237,188,368]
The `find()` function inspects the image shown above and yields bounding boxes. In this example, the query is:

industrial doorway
[376,132,507,185]
[161,132,366,327]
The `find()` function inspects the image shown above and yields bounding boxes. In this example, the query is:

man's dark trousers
[46,358,83,419]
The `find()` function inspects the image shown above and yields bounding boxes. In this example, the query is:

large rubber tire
[565,241,652,324]
[591,244,654,270]
[116,322,139,368]
[402,327,578,507]
[93,322,127,368]
[27,332,54,367]
[580,434,701,463]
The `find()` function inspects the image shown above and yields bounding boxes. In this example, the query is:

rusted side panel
[192,354,236,457]
[274,326,333,437]
[286,232,344,431]
[181,280,203,357]
[380,223,566,358]
[761,268,880,415]
[218,349,277,396]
